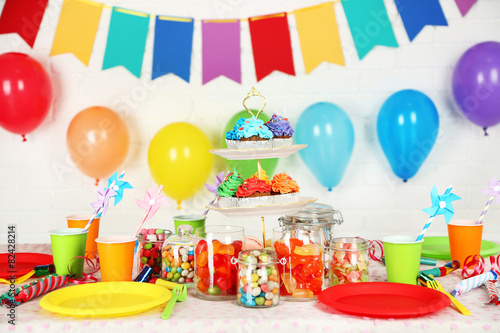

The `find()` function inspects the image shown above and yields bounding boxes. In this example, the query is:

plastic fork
[427,279,470,316]
[161,284,187,319]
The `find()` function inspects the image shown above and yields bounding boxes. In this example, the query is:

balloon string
[461,254,500,278]
[67,252,100,284]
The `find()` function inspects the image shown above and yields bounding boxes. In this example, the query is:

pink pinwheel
[91,185,117,218]
[477,175,500,224]
[136,184,169,222]
[132,184,168,238]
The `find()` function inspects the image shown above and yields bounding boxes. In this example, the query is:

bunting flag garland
[0,0,478,82]
[295,2,344,73]
[248,13,295,82]
[202,20,241,84]
[342,0,398,60]
[50,0,103,66]
[394,0,448,42]
[102,8,150,78]
[152,16,194,82]
[0,0,49,48]
[455,0,477,17]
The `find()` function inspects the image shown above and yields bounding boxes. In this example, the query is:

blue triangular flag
[395,0,448,42]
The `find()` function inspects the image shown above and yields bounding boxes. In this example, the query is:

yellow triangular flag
[50,0,103,66]
[295,2,345,74]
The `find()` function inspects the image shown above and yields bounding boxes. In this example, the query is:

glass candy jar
[137,228,172,277]
[161,225,196,285]
[272,226,324,301]
[194,225,245,301]
[279,203,343,285]
[330,237,369,285]
[236,249,280,308]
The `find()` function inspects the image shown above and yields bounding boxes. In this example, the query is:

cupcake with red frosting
[270,172,300,203]
[236,177,272,207]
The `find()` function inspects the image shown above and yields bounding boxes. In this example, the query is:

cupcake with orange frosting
[270,172,300,203]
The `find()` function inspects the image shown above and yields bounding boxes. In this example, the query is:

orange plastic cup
[67,214,100,258]
[96,236,136,282]
[447,219,483,266]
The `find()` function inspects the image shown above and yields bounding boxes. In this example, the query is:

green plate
[421,236,500,260]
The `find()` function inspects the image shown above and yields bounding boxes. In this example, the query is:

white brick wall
[0,0,499,245]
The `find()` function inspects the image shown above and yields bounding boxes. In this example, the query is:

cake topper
[243,87,267,118]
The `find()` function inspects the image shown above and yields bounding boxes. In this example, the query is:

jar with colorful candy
[161,225,196,286]
[236,249,280,308]
[194,225,245,301]
[330,237,369,286]
[272,226,324,301]
[279,203,343,286]
[137,228,172,277]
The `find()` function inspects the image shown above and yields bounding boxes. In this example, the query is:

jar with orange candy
[330,237,369,286]
[194,225,245,301]
[272,226,324,301]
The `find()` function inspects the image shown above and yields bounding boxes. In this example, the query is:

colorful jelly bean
[161,244,195,285]
[237,250,279,308]
[137,228,171,277]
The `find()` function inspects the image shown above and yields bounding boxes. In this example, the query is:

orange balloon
[67,107,129,181]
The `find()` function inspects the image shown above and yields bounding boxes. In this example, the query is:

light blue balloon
[295,102,355,191]
[377,89,439,182]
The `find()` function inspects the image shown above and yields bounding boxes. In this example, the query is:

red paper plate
[0,253,53,278]
[318,282,451,318]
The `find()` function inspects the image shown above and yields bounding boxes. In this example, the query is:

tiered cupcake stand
[207,145,318,244]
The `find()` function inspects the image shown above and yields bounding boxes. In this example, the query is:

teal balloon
[377,89,439,182]
[295,103,354,191]
[222,110,278,179]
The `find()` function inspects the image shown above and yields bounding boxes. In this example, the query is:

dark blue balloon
[377,90,439,182]
[295,102,354,190]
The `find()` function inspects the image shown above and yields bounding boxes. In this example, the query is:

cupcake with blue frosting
[225,116,273,149]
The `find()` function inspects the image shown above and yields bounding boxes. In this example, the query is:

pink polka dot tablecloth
[1,244,499,333]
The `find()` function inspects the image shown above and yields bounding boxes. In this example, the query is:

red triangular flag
[249,13,295,81]
[0,0,49,48]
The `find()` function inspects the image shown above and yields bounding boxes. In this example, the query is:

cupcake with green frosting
[217,170,243,207]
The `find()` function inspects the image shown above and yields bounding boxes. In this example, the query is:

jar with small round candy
[236,249,280,308]
[137,228,172,277]
[272,226,324,301]
[330,237,369,286]
[161,225,196,286]
[194,225,245,301]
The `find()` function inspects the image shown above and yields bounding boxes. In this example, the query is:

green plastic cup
[49,228,88,277]
[173,215,206,233]
[383,235,424,285]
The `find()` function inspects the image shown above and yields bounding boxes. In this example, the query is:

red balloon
[0,53,52,139]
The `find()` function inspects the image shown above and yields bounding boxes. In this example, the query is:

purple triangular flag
[202,20,241,84]
[455,0,477,16]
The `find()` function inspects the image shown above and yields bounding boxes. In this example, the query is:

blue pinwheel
[106,171,133,205]
[416,185,461,241]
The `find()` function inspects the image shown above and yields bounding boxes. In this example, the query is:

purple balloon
[452,41,500,134]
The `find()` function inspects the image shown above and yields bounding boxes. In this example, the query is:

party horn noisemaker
[419,260,460,277]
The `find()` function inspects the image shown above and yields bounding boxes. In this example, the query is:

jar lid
[238,249,278,265]
[164,225,195,244]
[331,237,367,250]
[280,203,343,225]
[138,229,173,242]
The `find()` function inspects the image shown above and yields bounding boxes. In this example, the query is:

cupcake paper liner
[226,139,273,150]
[271,138,294,148]
[217,196,239,208]
[236,195,274,207]
[273,192,300,204]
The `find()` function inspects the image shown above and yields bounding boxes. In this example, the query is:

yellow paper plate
[40,282,171,317]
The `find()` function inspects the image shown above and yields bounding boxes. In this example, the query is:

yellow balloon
[148,122,214,208]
